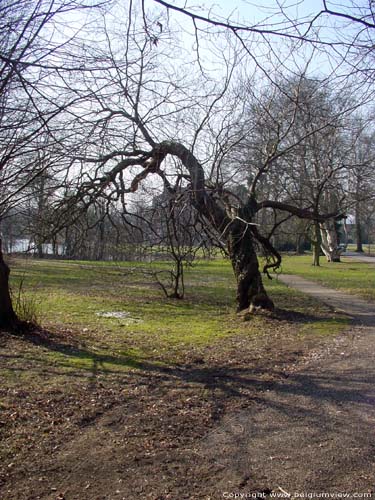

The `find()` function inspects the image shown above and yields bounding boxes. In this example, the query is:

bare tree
[228,73,353,265]
[52,8,344,313]
[4,0,373,326]
[346,124,375,252]
[148,0,375,90]
[0,0,107,329]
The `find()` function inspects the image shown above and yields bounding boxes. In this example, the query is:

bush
[11,278,39,324]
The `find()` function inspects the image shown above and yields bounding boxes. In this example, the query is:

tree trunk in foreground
[228,220,274,312]
[0,240,19,330]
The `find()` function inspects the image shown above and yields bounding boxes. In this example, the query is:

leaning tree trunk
[228,219,274,312]
[320,221,341,262]
[157,141,274,313]
[0,240,19,330]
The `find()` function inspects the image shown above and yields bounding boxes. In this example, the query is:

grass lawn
[279,254,375,302]
[1,255,349,398]
[6,256,348,363]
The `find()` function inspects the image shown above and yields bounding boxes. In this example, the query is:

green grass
[9,258,239,349]
[279,254,375,301]
[299,317,349,337]
[2,255,350,381]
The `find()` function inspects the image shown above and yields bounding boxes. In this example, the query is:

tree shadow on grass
[2,325,153,372]
[0,304,347,382]
[270,306,349,324]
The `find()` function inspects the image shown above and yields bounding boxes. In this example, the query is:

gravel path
[203,275,375,497]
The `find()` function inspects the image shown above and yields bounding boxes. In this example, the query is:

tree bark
[355,206,363,253]
[356,223,364,253]
[0,240,19,330]
[312,221,321,266]
[37,241,44,259]
[228,219,274,312]
[320,220,341,262]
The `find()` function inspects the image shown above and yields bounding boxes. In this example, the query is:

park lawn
[1,255,348,387]
[6,256,347,360]
[280,254,375,302]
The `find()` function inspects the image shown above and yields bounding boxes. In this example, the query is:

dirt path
[217,274,375,496]
[204,325,375,496]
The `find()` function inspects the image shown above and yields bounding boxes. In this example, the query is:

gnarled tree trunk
[228,220,274,312]
[157,141,274,313]
[227,198,274,312]
[0,240,19,330]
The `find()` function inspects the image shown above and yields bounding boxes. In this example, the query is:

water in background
[4,238,64,255]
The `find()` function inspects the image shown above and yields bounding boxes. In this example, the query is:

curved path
[279,274,375,326]
[204,274,375,496]
[344,251,375,265]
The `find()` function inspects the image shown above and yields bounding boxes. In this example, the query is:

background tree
[346,124,375,253]
[229,73,351,265]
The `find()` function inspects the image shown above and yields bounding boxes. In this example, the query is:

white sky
[152,0,356,24]
[185,0,319,23]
